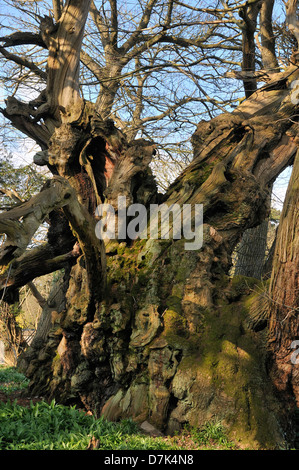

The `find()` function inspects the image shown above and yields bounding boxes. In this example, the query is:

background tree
[0,0,298,449]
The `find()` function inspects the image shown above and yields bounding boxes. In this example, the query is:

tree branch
[0,188,24,204]
[27,281,47,308]
[89,0,110,48]
[44,0,92,120]
[52,0,62,23]
[0,172,106,302]
[121,0,159,54]
[0,31,46,48]
[0,99,51,149]
[109,0,118,47]
[259,0,279,71]
[0,177,75,266]
[0,242,79,300]
[239,0,262,98]
[286,0,299,51]
[0,46,47,80]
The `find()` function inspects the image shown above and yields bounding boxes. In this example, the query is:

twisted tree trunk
[1,0,299,450]
[16,61,299,449]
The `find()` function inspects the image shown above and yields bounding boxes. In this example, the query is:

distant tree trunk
[0,302,26,366]
[234,219,269,279]
[262,226,278,279]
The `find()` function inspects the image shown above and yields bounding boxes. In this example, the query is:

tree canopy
[0,0,295,168]
[0,0,299,450]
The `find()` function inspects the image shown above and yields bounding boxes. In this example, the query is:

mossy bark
[4,6,297,446]
[0,0,297,450]
[17,64,299,449]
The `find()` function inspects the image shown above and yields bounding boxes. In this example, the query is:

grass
[0,365,237,450]
[0,366,29,394]
[0,399,179,450]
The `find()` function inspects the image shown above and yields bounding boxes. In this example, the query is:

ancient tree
[0,0,299,449]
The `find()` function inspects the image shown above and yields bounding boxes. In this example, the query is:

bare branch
[0,242,79,298]
[0,188,24,204]
[45,0,92,119]
[0,46,47,80]
[0,31,46,48]
[89,0,110,48]
[0,98,51,149]
[27,281,47,308]
[259,0,279,71]
[286,0,299,50]
[109,0,118,47]
[52,0,62,23]
[0,177,74,266]
[121,0,160,54]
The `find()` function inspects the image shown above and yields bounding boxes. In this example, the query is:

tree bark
[234,219,269,279]
[45,0,92,121]
[267,144,299,435]
[17,63,299,449]
[239,1,262,98]
[259,0,279,71]
[1,0,298,450]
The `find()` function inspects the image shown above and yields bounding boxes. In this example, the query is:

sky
[271,166,292,210]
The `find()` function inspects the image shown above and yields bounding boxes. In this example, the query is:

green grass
[0,365,29,394]
[0,366,237,450]
[180,421,236,449]
[0,399,180,450]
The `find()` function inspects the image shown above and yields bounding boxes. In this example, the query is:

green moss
[166,295,182,314]
[116,242,127,256]
[188,296,281,447]
[184,163,214,186]
[136,272,148,286]
[164,309,187,331]
[229,275,260,298]
[166,160,217,201]
[52,353,62,377]
[164,289,284,448]
[162,309,200,351]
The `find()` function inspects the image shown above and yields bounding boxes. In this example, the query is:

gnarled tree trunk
[15,61,299,449]
[0,0,298,451]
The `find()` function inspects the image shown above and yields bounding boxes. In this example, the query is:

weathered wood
[0,177,75,266]
[268,146,299,411]
[16,60,299,449]
[2,0,298,449]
